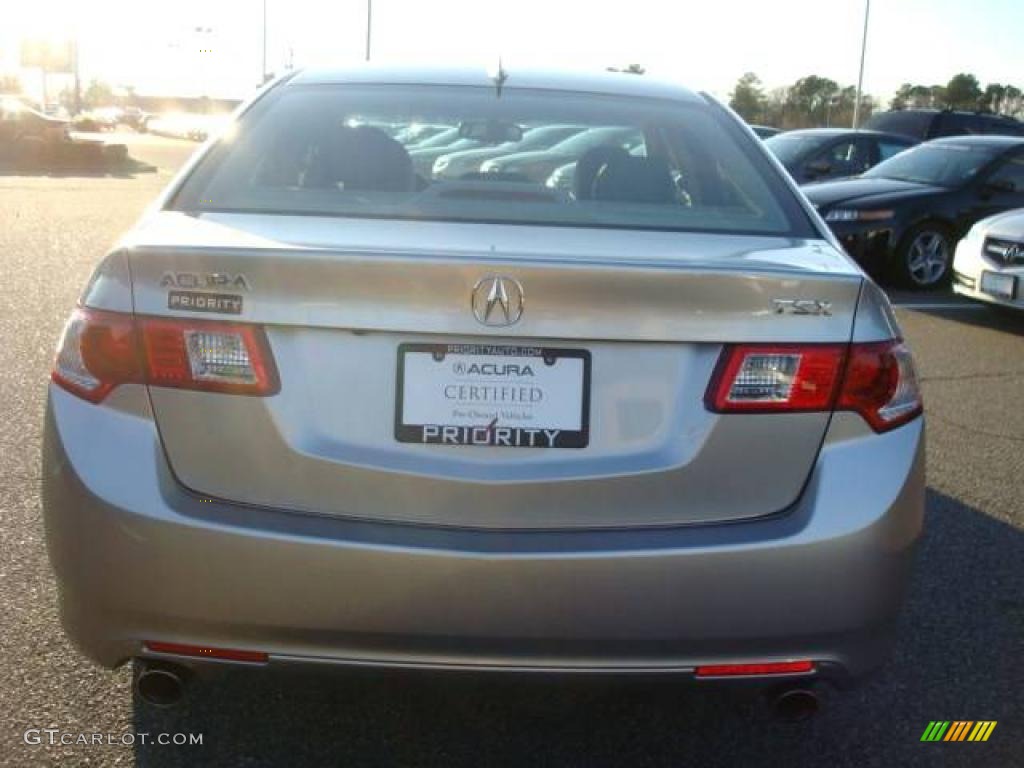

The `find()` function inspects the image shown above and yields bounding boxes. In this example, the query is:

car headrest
[307,125,414,192]
[573,145,631,200]
[593,155,676,204]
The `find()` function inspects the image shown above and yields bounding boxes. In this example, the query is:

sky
[3,0,1023,104]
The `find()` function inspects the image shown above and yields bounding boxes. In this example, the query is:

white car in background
[953,209,1024,311]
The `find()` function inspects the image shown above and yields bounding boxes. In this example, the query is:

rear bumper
[952,278,1024,310]
[42,385,925,683]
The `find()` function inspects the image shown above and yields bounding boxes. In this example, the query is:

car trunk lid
[126,212,861,529]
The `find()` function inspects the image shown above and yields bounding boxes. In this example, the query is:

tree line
[891,74,1023,116]
[730,72,875,130]
[730,72,1024,130]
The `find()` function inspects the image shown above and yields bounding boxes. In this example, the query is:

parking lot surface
[1,133,1021,767]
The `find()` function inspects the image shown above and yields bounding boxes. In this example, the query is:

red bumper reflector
[695,660,814,678]
[144,641,268,663]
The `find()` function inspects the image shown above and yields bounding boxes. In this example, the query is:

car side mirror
[805,159,831,178]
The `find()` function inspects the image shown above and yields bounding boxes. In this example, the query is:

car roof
[287,64,706,103]
[929,135,1024,148]
[775,128,911,139]
[871,108,1023,124]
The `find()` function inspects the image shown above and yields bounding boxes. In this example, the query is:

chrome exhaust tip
[135,660,189,708]
[771,687,821,722]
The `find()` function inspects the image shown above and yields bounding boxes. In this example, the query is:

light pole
[73,39,81,115]
[262,0,268,83]
[852,0,870,129]
[365,0,372,61]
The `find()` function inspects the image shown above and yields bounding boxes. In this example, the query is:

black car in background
[804,136,1024,288]
[750,125,780,139]
[765,129,917,184]
[866,109,1024,141]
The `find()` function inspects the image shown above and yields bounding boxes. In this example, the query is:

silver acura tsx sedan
[42,65,924,708]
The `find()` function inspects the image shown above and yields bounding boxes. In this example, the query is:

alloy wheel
[906,230,950,286]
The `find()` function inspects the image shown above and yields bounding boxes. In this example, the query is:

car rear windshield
[170,84,814,237]
[863,142,1002,187]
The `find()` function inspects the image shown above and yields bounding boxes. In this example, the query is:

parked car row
[0,96,70,144]
[384,122,649,191]
[56,105,232,139]
[802,136,1024,288]
[71,107,125,132]
[433,124,583,179]
[0,96,134,171]
[297,110,1024,297]
[747,112,1024,294]
[145,112,232,142]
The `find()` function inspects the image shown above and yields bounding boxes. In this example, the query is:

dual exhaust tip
[133,658,823,720]
[769,686,822,722]
[135,661,189,708]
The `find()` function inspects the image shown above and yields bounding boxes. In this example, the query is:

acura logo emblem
[471,276,524,326]
[1006,243,1023,263]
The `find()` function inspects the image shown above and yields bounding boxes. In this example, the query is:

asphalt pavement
[0,132,1021,767]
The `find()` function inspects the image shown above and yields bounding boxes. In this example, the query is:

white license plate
[980,270,1016,300]
[395,344,590,448]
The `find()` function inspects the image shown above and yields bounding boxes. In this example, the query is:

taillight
[836,340,922,432]
[52,307,278,403]
[53,308,142,403]
[138,317,278,395]
[705,344,846,412]
[707,339,922,433]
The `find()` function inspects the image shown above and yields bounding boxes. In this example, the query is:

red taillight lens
[707,339,922,433]
[706,344,846,412]
[53,308,142,403]
[836,340,922,432]
[52,307,278,403]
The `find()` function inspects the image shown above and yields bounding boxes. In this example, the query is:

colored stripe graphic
[952,722,973,741]
[921,721,996,742]
[970,724,995,741]
[921,721,950,741]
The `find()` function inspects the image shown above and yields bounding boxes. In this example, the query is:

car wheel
[896,224,953,289]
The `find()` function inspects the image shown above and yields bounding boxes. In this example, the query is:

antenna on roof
[489,56,508,98]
